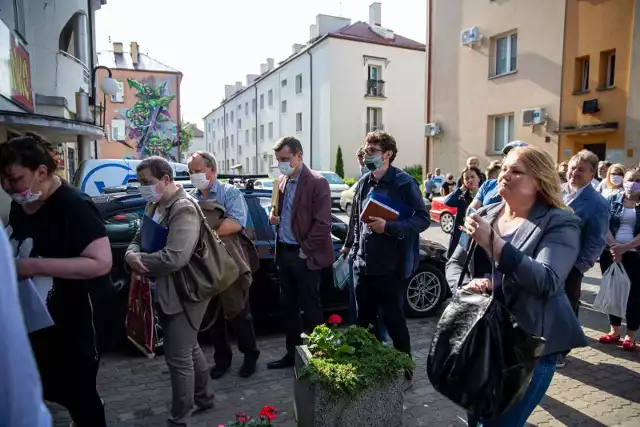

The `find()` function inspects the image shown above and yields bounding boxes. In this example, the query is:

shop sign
[0,20,33,112]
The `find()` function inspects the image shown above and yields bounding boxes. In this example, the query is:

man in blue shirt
[188,152,260,379]
[0,221,51,427]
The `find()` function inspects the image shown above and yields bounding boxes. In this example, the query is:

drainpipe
[425,0,433,176]
[223,105,227,172]
[86,0,98,158]
[255,85,259,173]
[306,49,314,168]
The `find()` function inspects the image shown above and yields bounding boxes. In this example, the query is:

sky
[95,0,426,129]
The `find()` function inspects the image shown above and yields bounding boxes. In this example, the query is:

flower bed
[219,405,277,426]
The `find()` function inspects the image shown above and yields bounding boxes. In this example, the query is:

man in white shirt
[431,168,445,194]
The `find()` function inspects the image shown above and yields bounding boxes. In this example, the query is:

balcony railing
[55,51,90,110]
[366,123,385,133]
[366,79,385,97]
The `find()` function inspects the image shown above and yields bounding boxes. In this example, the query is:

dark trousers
[210,299,260,366]
[356,271,411,356]
[30,326,106,427]
[347,257,388,341]
[277,244,324,354]
[600,250,640,331]
[564,266,583,318]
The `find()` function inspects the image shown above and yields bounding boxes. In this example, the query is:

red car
[429,196,457,234]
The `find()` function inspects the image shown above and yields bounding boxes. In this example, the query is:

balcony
[365,79,386,98]
[366,123,385,133]
[55,51,90,111]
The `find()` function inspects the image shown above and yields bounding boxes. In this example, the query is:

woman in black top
[1,135,111,427]
[443,166,484,257]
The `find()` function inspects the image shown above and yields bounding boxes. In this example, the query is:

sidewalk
[50,265,640,427]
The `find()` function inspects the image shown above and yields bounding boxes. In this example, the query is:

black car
[92,188,449,323]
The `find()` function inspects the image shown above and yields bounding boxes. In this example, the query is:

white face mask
[140,184,161,202]
[190,173,210,190]
[278,161,295,176]
[610,175,623,186]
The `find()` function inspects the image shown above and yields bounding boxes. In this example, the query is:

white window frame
[580,57,590,91]
[281,100,287,114]
[491,114,515,153]
[268,90,273,106]
[110,81,125,103]
[111,119,126,141]
[281,79,287,87]
[260,94,264,110]
[606,51,616,88]
[260,124,265,140]
[493,32,517,77]
[366,107,383,132]
[268,122,274,139]
[245,129,249,144]
[296,113,303,132]
[295,74,303,94]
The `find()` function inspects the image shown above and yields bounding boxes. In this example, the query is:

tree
[180,122,195,155]
[335,145,345,178]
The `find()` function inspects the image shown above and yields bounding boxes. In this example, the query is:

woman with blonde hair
[445,145,585,426]
[597,163,626,198]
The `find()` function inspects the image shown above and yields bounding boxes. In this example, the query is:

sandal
[622,338,637,352]
[598,333,621,344]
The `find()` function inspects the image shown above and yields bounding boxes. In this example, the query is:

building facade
[95,42,182,161]
[426,0,566,174]
[0,0,107,221]
[204,3,426,179]
[182,126,205,162]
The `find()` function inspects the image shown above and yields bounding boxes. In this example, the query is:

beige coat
[126,187,203,315]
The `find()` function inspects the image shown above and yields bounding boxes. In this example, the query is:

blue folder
[365,192,414,220]
[140,215,169,253]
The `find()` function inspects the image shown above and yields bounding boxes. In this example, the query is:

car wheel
[440,212,455,234]
[405,263,447,318]
[345,203,352,217]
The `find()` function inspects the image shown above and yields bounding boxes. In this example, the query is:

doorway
[583,143,606,160]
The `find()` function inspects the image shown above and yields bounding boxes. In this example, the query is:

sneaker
[556,354,567,369]
[209,364,230,380]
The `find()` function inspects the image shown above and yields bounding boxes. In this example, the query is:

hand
[126,252,149,274]
[610,243,629,263]
[298,250,308,260]
[462,213,494,253]
[462,278,492,294]
[339,247,348,255]
[269,213,280,225]
[368,216,387,234]
[15,258,41,279]
[460,183,468,192]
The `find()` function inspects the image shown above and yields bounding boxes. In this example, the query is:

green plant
[300,314,415,396]
[403,164,423,183]
[335,145,345,178]
[180,122,195,154]
[220,405,277,426]
[344,177,357,186]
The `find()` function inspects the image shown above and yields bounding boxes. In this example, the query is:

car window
[321,172,346,185]
[262,181,274,188]
[104,211,142,225]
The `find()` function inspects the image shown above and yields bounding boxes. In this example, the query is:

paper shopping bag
[125,273,158,358]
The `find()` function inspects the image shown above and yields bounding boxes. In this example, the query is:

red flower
[259,405,278,421]
[327,314,342,326]
[234,412,251,423]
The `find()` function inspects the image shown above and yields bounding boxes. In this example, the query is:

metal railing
[58,50,90,84]
[366,79,385,97]
[365,123,385,133]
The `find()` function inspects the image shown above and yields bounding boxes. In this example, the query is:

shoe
[598,333,621,344]
[556,354,567,369]
[403,369,414,391]
[193,401,215,414]
[209,364,230,379]
[267,354,295,370]
[622,338,637,352]
[70,399,104,426]
[239,356,258,378]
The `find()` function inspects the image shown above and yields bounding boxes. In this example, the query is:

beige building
[425,0,567,174]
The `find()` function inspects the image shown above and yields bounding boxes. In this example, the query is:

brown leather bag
[169,198,240,304]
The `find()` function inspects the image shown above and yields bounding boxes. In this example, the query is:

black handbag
[426,241,547,420]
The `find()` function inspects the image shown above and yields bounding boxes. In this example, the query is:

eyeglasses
[363,148,384,156]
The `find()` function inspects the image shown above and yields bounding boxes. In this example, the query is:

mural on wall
[115,76,178,161]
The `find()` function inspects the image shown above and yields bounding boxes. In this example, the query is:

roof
[192,127,204,138]
[96,50,181,74]
[203,21,424,119]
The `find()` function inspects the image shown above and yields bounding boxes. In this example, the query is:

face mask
[364,154,383,171]
[10,176,42,205]
[610,175,623,186]
[190,173,210,190]
[623,181,640,194]
[278,161,295,176]
[140,184,161,202]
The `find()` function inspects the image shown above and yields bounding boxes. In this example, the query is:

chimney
[292,43,304,54]
[130,41,139,65]
[369,2,382,27]
[259,63,268,74]
[246,74,259,85]
[224,85,236,99]
[267,58,275,71]
[309,24,318,40]
[235,81,243,92]
[113,42,123,53]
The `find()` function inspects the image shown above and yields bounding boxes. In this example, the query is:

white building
[182,126,206,162]
[203,3,426,179]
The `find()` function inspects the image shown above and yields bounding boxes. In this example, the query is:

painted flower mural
[116,77,178,160]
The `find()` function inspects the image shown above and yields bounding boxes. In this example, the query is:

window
[111,119,126,141]
[111,81,125,103]
[231,111,234,122]
[366,107,383,132]
[599,50,616,89]
[281,79,288,87]
[260,94,264,109]
[268,154,274,167]
[238,105,241,111]
[230,135,234,146]
[268,90,273,106]
[238,145,242,155]
[368,65,381,81]
[245,129,249,144]
[245,102,249,115]
[296,113,303,132]
[13,0,26,40]
[246,157,250,172]
[252,98,256,113]
[226,160,229,171]
[295,74,303,94]
[252,127,256,142]
[492,114,515,153]
[281,100,287,114]
[225,114,229,125]
[253,156,257,172]
[575,56,590,92]
[260,125,265,140]
[260,158,265,173]
[237,119,241,129]
[493,33,517,76]
[321,172,346,185]
[268,122,274,139]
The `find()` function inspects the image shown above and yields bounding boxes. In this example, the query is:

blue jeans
[467,354,557,427]
[347,260,388,342]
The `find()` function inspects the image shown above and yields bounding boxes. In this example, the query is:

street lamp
[90,65,119,128]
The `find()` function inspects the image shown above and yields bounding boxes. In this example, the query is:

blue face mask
[364,154,383,171]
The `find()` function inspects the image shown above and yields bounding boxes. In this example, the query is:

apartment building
[204,3,426,179]
[426,0,640,174]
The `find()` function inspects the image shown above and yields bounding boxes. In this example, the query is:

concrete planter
[293,345,404,427]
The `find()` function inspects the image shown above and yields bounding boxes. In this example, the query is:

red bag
[125,274,159,358]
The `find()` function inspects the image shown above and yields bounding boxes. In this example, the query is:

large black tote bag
[426,241,547,420]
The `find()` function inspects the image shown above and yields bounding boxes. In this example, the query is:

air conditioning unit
[460,27,481,46]
[521,108,546,126]
[425,123,442,137]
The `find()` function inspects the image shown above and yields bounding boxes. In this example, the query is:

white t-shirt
[432,175,445,192]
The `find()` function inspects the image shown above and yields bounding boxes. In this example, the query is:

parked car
[429,196,457,234]
[319,171,350,207]
[339,184,357,216]
[93,187,448,342]
[253,179,274,190]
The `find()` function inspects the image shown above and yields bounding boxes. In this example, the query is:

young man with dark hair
[346,131,430,379]
[267,137,334,369]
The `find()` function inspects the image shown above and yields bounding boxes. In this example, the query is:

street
[49,223,640,427]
